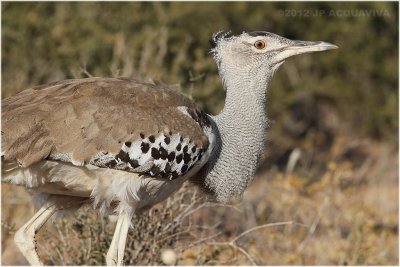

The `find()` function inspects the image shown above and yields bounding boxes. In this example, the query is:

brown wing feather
[2,77,210,170]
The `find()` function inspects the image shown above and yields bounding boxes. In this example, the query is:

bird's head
[210,31,338,76]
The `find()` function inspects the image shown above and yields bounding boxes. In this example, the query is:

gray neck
[198,64,274,202]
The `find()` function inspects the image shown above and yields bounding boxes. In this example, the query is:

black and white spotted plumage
[90,132,207,180]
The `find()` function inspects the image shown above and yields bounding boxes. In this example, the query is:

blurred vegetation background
[1,2,398,265]
[2,2,398,141]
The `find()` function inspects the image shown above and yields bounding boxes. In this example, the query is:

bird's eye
[254,40,266,50]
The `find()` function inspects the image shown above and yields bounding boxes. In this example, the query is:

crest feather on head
[209,31,233,50]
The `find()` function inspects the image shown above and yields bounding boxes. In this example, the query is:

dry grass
[2,131,398,265]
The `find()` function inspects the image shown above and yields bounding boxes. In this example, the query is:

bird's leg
[106,210,132,266]
[106,213,124,266]
[14,198,58,266]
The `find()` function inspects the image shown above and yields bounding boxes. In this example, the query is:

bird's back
[2,77,212,181]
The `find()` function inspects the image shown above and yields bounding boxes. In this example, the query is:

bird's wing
[2,77,212,180]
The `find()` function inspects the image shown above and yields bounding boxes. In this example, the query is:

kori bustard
[2,31,337,265]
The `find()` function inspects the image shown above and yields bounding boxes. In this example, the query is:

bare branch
[231,221,294,243]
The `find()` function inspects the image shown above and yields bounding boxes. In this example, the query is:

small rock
[161,248,177,265]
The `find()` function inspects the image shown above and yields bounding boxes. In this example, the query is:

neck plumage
[196,64,273,202]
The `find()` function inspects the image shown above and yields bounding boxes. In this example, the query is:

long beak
[288,40,338,53]
[274,40,338,63]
